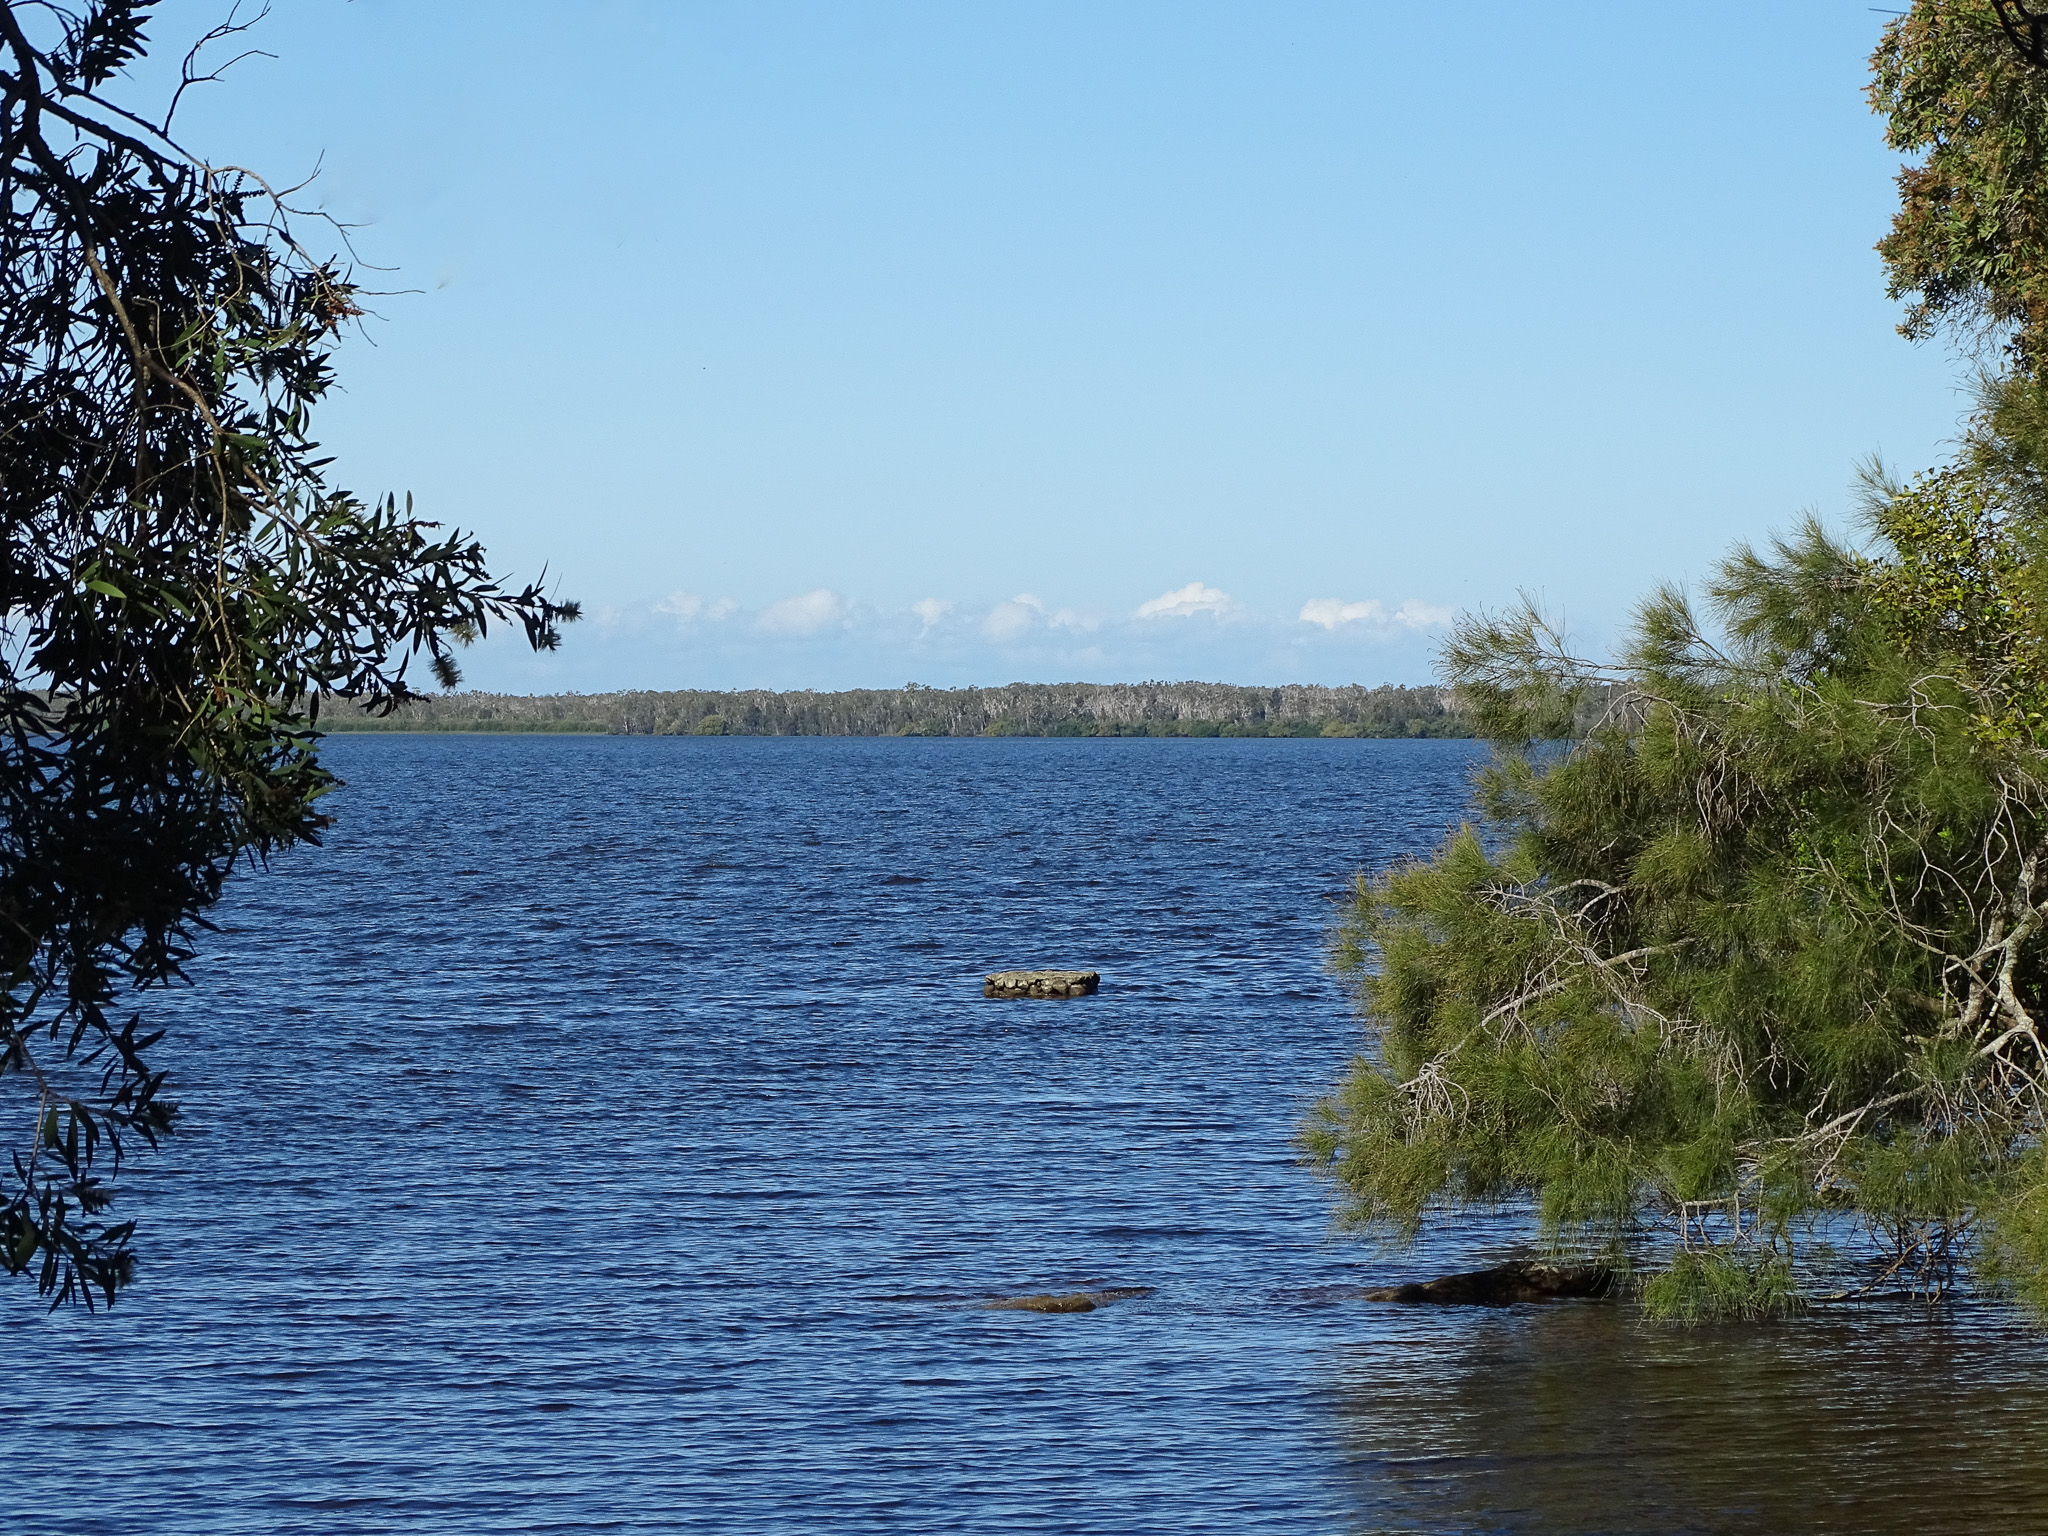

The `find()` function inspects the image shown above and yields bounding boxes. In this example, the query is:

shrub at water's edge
[1304,0,2048,1322]
[1304,502,2048,1320]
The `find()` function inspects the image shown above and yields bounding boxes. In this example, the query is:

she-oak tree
[0,1,575,1305]
[1306,0,2048,1320]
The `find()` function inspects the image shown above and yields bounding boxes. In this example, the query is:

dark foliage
[0,1,575,1306]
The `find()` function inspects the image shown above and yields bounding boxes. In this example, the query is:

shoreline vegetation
[314,681,1479,738]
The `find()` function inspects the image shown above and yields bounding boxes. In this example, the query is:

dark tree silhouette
[0,1,576,1305]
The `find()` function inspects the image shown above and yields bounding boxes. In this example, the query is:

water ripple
[2,737,2043,1534]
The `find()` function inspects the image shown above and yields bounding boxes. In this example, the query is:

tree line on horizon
[314,680,1489,738]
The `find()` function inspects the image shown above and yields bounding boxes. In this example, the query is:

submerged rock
[1363,1259,1612,1306]
[985,969,1100,999]
[987,1286,1152,1314]
[991,1292,1097,1313]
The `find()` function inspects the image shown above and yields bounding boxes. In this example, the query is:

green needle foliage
[1306,0,2048,1320]
[0,2,576,1306]
[1306,503,2048,1315]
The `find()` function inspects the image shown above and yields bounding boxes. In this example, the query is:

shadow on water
[1328,1298,2048,1535]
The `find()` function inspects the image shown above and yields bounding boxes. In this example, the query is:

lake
[5,735,2046,1534]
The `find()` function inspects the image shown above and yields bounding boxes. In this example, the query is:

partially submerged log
[1363,1259,1612,1306]
[985,969,1099,999]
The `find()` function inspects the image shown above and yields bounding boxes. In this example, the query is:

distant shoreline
[321,726,1471,739]
[316,680,1476,739]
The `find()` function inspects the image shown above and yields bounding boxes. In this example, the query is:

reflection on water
[1331,1299,2048,1534]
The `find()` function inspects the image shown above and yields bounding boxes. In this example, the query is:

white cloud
[1298,598,1385,629]
[911,597,955,630]
[982,593,1045,643]
[655,591,738,625]
[588,601,633,633]
[1134,582,1236,620]
[757,588,850,636]
[1299,596,1453,631]
[981,594,1099,644]
[1392,598,1455,628]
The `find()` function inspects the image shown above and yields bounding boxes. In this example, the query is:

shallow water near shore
[5,735,2047,1534]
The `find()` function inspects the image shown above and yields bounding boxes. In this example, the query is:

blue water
[6,736,2048,1535]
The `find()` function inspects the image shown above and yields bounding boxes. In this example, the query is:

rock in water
[987,1286,1152,1313]
[984,969,1099,999]
[1362,1259,1612,1306]
[989,1292,1097,1313]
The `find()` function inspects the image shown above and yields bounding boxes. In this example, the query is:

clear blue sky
[159,1,1963,692]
